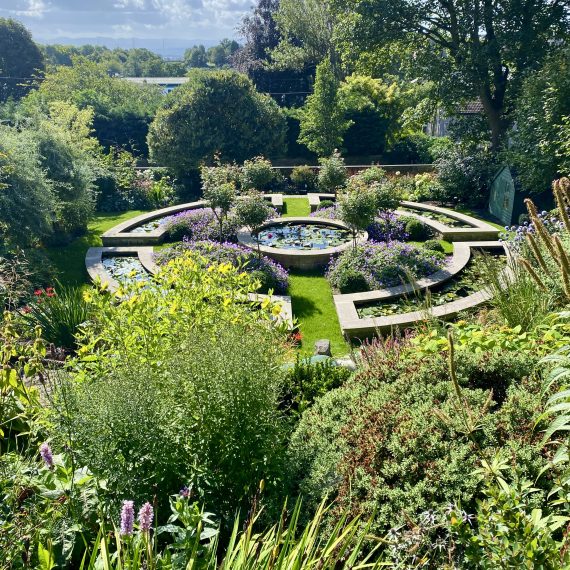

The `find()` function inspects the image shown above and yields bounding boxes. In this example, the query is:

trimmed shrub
[335,269,371,294]
[403,217,431,241]
[317,199,335,210]
[423,239,445,253]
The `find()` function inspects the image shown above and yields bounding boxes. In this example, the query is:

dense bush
[162,208,241,242]
[435,147,497,207]
[148,70,287,173]
[0,127,54,248]
[51,254,288,518]
[156,240,289,294]
[423,239,445,253]
[402,216,432,240]
[287,342,543,535]
[284,358,353,416]
[241,156,278,191]
[327,241,444,292]
[290,165,318,191]
[318,151,348,193]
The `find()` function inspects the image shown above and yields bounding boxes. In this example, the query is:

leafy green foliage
[23,59,162,155]
[509,48,570,192]
[0,19,44,102]
[241,156,278,191]
[19,284,91,350]
[287,340,544,535]
[284,358,352,416]
[0,127,55,248]
[317,151,347,193]
[203,182,236,242]
[148,70,286,173]
[290,165,317,191]
[337,184,377,245]
[331,0,569,149]
[298,59,351,157]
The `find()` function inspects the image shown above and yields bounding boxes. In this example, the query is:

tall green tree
[0,18,44,102]
[23,59,162,155]
[148,70,287,173]
[298,59,351,157]
[331,0,570,150]
[271,0,338,71]
[509,48,570,192]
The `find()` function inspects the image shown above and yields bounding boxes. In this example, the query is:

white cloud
[16,0,48,18]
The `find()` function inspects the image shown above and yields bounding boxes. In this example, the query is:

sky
[0,0,250,45]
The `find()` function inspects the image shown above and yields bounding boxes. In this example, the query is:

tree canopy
[147,70,287,172]
[331,0,570,149]
[23,59,162,155]
[0,18,45,102]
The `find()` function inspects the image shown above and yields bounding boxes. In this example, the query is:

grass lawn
[44,211,146,285]
[282,197,311,217]
[288,271,349,357]
[278,197,349,356]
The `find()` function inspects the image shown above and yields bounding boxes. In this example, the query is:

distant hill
[35,37,223,60]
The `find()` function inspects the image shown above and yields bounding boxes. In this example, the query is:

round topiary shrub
[423,239,445,253]
[335,269,370,294]
[317,199,335,210]
[403,217,431,241]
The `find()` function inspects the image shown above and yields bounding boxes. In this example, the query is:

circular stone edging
[236,216,367,270]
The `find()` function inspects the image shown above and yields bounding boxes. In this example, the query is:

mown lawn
[282,197,311,217]
[45,210,146,285]
[288,271,349,356]
[280,197,349,356]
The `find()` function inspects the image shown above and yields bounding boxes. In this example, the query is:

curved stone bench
[102,194,284,246]
[334,242,506,338]
[85,246,294,329]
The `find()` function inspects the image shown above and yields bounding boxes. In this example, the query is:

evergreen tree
[298,59,351,157]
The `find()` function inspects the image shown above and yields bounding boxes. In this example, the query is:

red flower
[45,287,55,298]
[22,306,32,314]
[34,289,43,296]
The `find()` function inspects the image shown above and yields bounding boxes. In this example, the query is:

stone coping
[236,216,367,270]
[102,195,284,246]
[334,242,507,338]
[85,246,294,329]
[306,194,499,241]
[398,201,499,241]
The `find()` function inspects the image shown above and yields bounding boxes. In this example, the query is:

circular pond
[237,217,367,270]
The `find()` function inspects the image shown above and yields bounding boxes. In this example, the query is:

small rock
[314,339,331,357]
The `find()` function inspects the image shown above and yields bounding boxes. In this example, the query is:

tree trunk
[478,88,506,152]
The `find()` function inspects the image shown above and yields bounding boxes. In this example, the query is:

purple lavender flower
[138,502,154,532]
[120,500,135,536]
[39,442,54,469]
